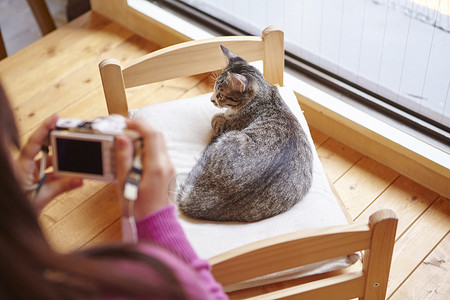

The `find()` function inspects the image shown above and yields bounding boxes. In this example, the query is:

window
[159,0,450,143]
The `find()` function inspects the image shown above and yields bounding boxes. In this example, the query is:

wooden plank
[178,75,214,99]
[356,176,439,239]
[0,12,107,76]
[1,13,117,106]
[334,156,399,219]
[81,218,122,249]
[42,184,122,253]
[39,180,108,230]
[390,233,450,300]
[316,138,363,183]
[386,197,450,297]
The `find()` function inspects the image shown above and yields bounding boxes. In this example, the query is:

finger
[21,114,59,160]
[115,135,133,189]
[34,177,83,211]
[126,119,155,143]
[126,119,169,160]
[126,120,173,172]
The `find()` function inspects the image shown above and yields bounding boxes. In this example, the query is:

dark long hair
[0,83,186,299]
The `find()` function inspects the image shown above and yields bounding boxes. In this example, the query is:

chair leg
[362,209,398,300]
[26,0,56,35]
[0,28,7,59]
[99,58,129,116]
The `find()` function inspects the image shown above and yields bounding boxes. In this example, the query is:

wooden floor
[1,4,448,300]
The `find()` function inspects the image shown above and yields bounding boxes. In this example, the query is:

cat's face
[210,46,258,109]
[211,71,247,108]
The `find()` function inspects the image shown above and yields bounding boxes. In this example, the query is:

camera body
[50,115,137,182]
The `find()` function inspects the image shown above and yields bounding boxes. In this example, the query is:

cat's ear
[220,45,239,64]
[227,72,248,93]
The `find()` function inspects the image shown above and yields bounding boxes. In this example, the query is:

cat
[176,45,313,222]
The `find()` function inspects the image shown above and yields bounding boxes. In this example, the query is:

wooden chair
[99,26,398,299]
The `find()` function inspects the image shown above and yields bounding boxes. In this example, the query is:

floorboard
[391,233,449,300]
[355,176,439,239]
[334,157,399,219]
[316,138,364,183]
[386,197,450,298]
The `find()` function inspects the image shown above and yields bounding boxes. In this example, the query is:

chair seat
[129,86,359,291]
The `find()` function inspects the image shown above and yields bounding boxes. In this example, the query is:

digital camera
[49,114,138,182]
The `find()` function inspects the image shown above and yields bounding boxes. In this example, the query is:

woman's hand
[115,119,176,221]
[15,114,83,212]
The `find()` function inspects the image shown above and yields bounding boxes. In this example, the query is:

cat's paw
[212,113,227,135]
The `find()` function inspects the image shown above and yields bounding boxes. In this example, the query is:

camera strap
[121,139,143,244]
[25,145,49,201]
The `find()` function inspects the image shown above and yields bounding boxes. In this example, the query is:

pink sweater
[134,204,228,299]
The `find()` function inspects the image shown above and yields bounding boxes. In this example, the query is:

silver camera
[50,115,138,182]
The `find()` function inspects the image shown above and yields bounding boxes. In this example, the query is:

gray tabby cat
[176,45,313,222]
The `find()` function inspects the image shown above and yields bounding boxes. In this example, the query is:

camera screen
[56,138,103,175]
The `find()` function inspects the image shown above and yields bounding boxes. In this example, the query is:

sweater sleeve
[136,204,197,262]
[135,204,228,300]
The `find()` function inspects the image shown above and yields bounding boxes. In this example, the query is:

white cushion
[130,87,359,290]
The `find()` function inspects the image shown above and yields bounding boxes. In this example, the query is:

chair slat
[247,271,366,300]
[122,37,264,88]
[211,223,371,286]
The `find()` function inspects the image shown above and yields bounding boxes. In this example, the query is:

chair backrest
[99,26,284,116]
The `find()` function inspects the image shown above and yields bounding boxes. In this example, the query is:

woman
[0,83,227,299]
